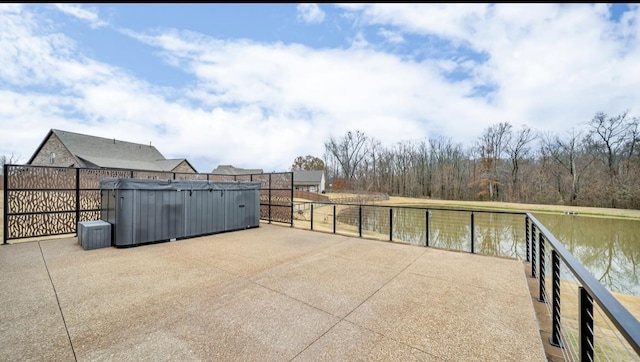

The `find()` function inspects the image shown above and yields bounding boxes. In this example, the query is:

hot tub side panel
[100,179,262,247]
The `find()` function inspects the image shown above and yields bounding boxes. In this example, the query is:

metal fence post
[389,208,393,241]
[333,204,336,234]
[550,250,563,347]
[75,168,80,233]
[580,287,594,362]
[538,234,546,303]
[130,170,134,178]
[531,224,537,278]
[358,205,362,237]
[290,172,294,228]
[3,164,8,245]
[310,203,314,231]
[525,215,530,262]
[470,212,475,254]
[425,209,429,247]
[268,174,272,224]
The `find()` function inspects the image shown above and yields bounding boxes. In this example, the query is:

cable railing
[293,201,527,257]
[292,201,640,361]
[527,213,640,361]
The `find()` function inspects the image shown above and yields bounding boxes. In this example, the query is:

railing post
[580,287,594,362]
[538,234,546,303]
[290,172,294,228]
[310,203,314,231]
[550,250,563,347]
[333,204,336,234]
[389,208,393,241]
[268,174,272,224]
[425,209,429,247]
[525,215,530,262]
[130,170,134,178]
[358,205,362,237]
[75,168,80,233]
[3,164,8,245]
[531,224,537,278]
[470,212,475,254]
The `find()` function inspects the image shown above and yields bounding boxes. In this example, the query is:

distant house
[293,170,326,193]
[27,129,197,173]
[211,165,263,176]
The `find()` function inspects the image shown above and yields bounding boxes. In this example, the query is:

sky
[1,4,639,172]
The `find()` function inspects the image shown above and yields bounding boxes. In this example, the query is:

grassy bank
[369,196,640,220]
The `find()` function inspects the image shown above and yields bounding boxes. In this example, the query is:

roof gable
[27,129,82,166]
[53,129,166,164]
[293,170,325,183]
[29,129,193,172]
[211,165,263,175]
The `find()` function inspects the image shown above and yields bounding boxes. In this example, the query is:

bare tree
[586,111,639,207]
[324,130,370,190]
[475,122,512,200]
[416,140,432,198]
[0,153,21,174]
[541,129,592,205]
[318,111,640,208]
[391,140,416,196]
[506,125,536,201]
[586,111,634,177]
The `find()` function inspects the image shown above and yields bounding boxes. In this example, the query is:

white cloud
[53,4,107,29]
[129,28,495,152]
[377,28,405,44]
[339,3,640,130]
[337,3,489,45]
[1,4,640,173]
[297,3,325,24]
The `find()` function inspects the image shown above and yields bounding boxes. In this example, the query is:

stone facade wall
[172,160,196,173]
[29,133,78,167]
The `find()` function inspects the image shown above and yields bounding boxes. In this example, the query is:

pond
[333,205,640,296]
[534,213,639,296]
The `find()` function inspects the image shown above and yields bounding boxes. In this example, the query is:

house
[293,170,326,193]
[27,129,197,173]
[211,165,263,175]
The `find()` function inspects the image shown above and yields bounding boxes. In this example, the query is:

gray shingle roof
[49,129,189,172]
[211,165,263,175]
[293,170,325,185]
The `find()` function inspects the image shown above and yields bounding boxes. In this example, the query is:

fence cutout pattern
[3,164,293,243]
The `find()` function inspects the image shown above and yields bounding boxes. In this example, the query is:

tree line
[320,111,640,209]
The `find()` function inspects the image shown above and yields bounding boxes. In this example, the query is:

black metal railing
[2,164,293,243]
[294,201,527,257]
[527,213,640,361]
[292,201,640,360]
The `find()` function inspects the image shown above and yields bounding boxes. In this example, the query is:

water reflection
[337,206,525,257]
[335,206,639,296]
[534,213,640,296]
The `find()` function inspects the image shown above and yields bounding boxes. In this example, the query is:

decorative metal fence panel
[4,166,77,239]
[268,173,294,224]
[2,164,293,243]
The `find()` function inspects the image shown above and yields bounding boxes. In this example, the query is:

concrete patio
[0,224,545,361]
